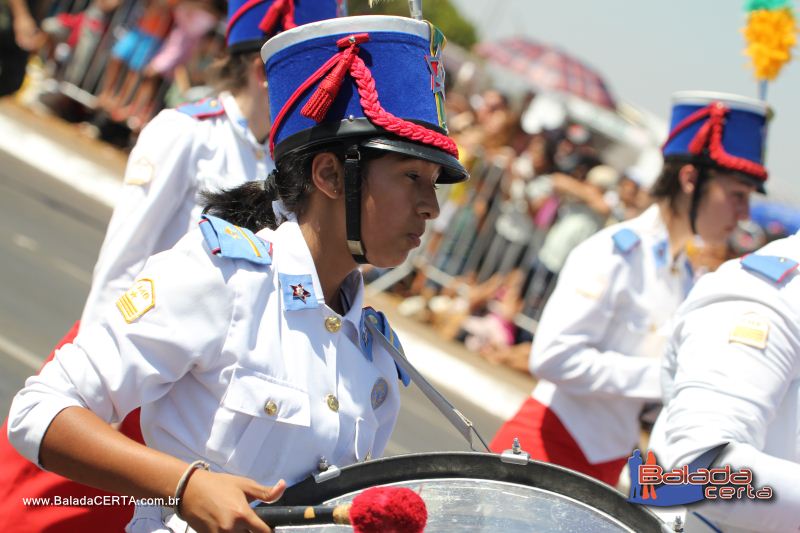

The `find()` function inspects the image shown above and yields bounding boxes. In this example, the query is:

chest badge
[291,283,311,302]
[371,378,389,410]
[279,273,319,310]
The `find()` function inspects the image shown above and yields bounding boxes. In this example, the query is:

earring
[262,81,268,89]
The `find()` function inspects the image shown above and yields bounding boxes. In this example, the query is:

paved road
[0,151,506,459]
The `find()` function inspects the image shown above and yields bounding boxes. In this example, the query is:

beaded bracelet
[173,460,210,520]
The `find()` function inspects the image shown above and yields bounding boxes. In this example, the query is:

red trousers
[0,321,143,533]
[490,397,627,487]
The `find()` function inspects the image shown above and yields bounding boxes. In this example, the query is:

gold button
[264,400,278,416]
[324,316,342,333]
[326,394,339,412]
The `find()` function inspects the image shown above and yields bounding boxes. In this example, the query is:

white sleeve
[530,240,661,400]
[8,238,235,466]
[658,300,800,532]
[80,110,198,327]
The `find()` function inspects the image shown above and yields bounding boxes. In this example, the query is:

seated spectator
[112,0,224,130]
[529,163,617,306]
[606,172,646,223]
[1,0,45,96]
[95,0,176,117]
[39,0,120,82]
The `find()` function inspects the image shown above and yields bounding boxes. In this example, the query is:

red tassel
[301,34,370,123]
[259,0,292,34]
[301,56,351,122]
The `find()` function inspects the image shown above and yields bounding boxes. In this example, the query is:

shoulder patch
[740,254,798,283]
[199,215,272,265]
[176,97,225,120]
[612,228,641,254]
[729,312,770,350]
[360,307,410,387]
[116,279,155,323]
[124,157,155,186]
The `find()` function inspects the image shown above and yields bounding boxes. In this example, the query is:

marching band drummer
[490,92,769,486]
[648,234,800,532]
[8,15,467,533]
[0,2,342,532]
[81,0,347,329]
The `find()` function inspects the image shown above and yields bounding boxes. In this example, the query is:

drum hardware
[365,320,491,451]
[499,437,530,465]
[314,456,341,483]
[270,452,669,532]
[671,515,684,532]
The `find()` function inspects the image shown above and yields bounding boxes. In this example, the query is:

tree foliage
[348,0,478,48]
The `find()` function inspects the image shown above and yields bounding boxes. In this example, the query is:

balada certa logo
[627,443,773,506]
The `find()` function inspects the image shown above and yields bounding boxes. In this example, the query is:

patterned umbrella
[474,37,616,110]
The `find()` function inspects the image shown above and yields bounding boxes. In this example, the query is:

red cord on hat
[270,32,459,159]
[349,55,458,157]
[662,103,767,180]
[259,0,297,35]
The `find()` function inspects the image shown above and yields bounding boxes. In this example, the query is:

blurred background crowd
[3,0,799,374]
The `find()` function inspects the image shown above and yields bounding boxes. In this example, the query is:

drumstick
[256,486,427,533]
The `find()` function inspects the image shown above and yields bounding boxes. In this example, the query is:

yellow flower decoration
[742,8,798,81]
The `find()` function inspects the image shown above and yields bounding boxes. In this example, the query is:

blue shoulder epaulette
[612,228,641,254]
[198,215,272,265]
[176,97,225,120]
[741,253,798,283]
[360,307,411,387]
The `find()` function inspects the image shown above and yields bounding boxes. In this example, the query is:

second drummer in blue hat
[491,91,768,486]
[8,15,466,533]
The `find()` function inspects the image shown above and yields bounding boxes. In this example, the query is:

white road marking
[12,233,39,251]
[53,257,92,284]
[0,332,42,371]
[12,232,91,284]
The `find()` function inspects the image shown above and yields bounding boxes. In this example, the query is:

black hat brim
[360,137,468,184]
[273,117,468,184]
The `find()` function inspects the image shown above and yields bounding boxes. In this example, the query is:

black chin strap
[344,146,368,264]
[688,167,709,235]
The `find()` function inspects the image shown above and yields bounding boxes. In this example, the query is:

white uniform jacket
[8,216,403,531]
[531,204,694,463]
[81,92,275,327]
[649,233,800,532]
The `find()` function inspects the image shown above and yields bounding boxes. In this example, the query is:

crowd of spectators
[3,0,225,145]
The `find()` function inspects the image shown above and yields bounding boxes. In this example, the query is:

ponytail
[201,179,278,232]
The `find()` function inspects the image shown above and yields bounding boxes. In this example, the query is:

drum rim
[273,452,667,532]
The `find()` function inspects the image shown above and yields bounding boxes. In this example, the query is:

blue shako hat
[260,15,467,264]
[662,91,769,193]
[261,15,466,184]
[226,0,346,53]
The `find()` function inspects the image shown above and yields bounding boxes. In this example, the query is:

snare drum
[268,452,667,532]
